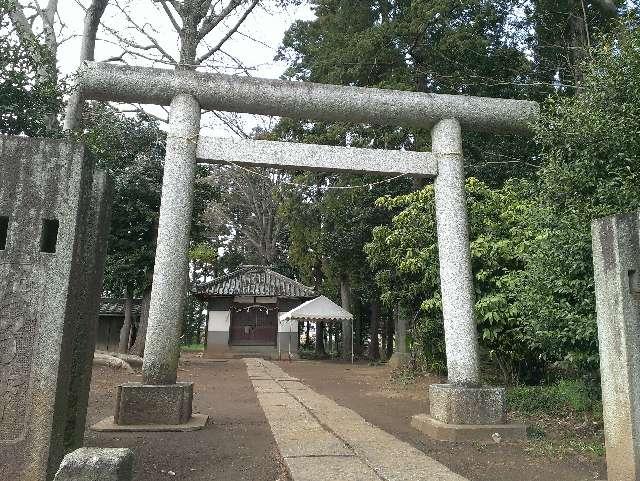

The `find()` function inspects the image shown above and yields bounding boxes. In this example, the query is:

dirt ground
[85,355,606,481]
[85,356,290,481]
[277,360,607,481]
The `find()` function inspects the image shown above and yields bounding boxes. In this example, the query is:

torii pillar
[410,120,526,442]
[94,94,209,431]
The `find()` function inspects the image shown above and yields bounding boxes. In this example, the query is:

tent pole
[288,319,292,362]
[352,321,354,365]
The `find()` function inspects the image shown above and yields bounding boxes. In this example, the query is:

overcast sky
[55,1,316,136]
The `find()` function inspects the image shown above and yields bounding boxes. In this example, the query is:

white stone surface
[142,94,201,385]
[284,457,380,481]
[54,448,134,481]
[78,62,539,134]
[246,359,467,481]
[432,119,481,386]
[208,310,230,332]
[197,137,438,178]
[592,211,640,481]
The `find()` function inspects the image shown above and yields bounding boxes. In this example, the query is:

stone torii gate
[78,62,538,438]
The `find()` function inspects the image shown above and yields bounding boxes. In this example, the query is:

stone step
[229,344,277,352]
[222,345,281,360]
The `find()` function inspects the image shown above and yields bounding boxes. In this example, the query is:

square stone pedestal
[411,384,526,442]
[91,382,208,432]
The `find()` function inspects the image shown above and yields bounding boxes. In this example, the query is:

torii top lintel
[77,62,539,135]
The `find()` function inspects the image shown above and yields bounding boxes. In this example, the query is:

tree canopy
[366,19,640,381]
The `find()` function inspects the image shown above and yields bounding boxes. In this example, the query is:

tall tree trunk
[381,316,388,361]
[568,0,589,88]
[367,301,380,361]
[386,311,395,360]
[64,0,110,131]
[340,276,353,361]
[354,315,363,357]
[118,294,133,353]
[129,286,150,356]
[129,217,157,356]
[395,305,408,356]
[315,322,326,356]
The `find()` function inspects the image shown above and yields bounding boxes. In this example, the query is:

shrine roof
[195,265,316,299]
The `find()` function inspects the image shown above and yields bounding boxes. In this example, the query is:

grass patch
[298,349,327,360]
[181,343,204,352]
[298,348,343,360]
[507,379,602,419]
[509,379,605,460]
[390,364,417,385]
[525,439,605,458]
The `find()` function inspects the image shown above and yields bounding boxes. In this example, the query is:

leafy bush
[367,179,546,383]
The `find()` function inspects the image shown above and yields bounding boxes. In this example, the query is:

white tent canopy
[279,296,355,363]
[281,295,353,322]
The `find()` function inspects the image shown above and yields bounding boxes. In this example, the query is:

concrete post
[143,94,201,385]
[432,118,480,386]
[388,305,408,368]
[592,211,640,481]
[396,311,407,356]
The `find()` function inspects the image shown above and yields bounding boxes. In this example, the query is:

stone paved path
[246,359,468,481]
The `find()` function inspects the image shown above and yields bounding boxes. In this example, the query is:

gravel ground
[84,355,290,481]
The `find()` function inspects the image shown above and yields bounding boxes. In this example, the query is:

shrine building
[195,265,316,359]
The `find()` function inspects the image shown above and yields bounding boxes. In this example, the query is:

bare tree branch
[217,48,255,75]
[120,104,170,123]
[158,1,182,33]
[197,0,240,41]
[112,0,178,64]
[79,0,110,62]
[210,111,250,138]
[8,3,37,43]
[197,0,258,63]
[40,0,59,56]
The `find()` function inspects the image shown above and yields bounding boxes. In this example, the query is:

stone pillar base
[91,382,209,432]
[411,414,526,442]
[115,382,193,425]
[411,383,526,442]
[387,352,410,369]
[90,382,208,432]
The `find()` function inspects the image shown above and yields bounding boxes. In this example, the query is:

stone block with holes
[592,210,640,481]
[0,135,111,481]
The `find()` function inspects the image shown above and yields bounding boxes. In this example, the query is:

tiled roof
[196,265,316,299]
[100,298,142,317]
